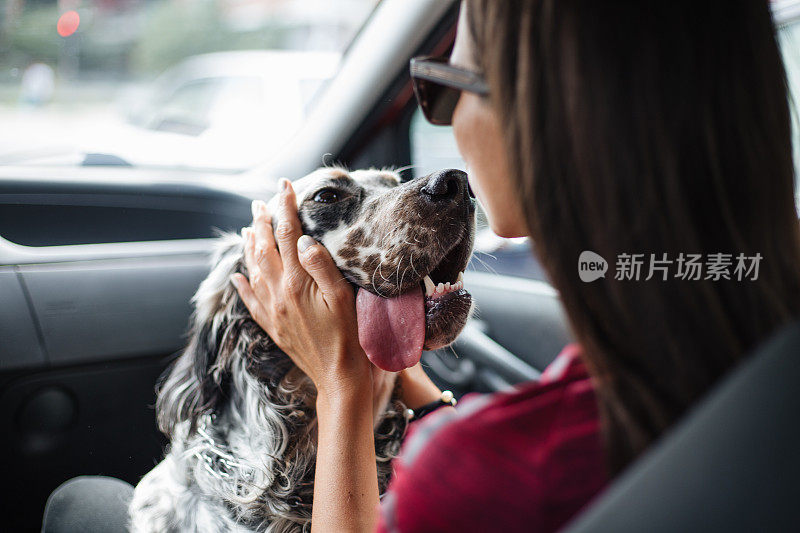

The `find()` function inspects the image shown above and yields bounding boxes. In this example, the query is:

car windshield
[0,0,380,172]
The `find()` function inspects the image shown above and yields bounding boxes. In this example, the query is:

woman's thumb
[297,235,344,295]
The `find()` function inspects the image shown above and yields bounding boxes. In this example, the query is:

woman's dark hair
[466,0,800,472]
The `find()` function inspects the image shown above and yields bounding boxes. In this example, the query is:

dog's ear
[155,234,247,438]
[155,315,237,438]
[155,232,295,438]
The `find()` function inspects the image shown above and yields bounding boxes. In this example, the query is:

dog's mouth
[355,233,473,372]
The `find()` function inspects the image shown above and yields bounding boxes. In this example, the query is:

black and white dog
[129,167,475,532]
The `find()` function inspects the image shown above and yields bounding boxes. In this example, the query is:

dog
[129,167,476,532]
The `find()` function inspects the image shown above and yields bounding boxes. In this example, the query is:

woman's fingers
[249,200,281,277]
[231,273,267,325]
[274,179,305,277]
[242,228,274,307]
[242,227,258,276]
[297,235,352,301]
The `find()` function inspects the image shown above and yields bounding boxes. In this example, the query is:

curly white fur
[129,234,407,532]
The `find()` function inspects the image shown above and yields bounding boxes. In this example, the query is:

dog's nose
[420,169,469,202]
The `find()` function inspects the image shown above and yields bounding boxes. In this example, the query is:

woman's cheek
[486,191,527,238]
[454,94,529,238]
[465,170,518,238]
[451,96,473,165]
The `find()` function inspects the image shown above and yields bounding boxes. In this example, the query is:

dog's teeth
[423,275,435,296]
[426,276,466,297]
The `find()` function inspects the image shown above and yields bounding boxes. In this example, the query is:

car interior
[1,0,799,530]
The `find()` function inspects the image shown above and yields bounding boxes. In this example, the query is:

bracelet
[404,390,457,421]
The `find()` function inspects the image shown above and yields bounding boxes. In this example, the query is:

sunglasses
[410,56,489,126]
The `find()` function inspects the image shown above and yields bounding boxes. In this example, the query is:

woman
[232,0,800,531]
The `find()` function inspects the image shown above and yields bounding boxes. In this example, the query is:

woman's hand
[232,179,381,531]
[398,363,444,409]
[231,179,371,397]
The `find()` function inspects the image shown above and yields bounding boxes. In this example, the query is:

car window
[410,108,548,281]
[0,0,381,171]
[147,78,223,135]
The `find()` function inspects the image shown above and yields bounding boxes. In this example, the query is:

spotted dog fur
[298,168,475,348]
[129,167,475,532]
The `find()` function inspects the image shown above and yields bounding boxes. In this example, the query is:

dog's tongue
[356,286,425,372]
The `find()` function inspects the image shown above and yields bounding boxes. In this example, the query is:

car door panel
[0,266,46,369]
[422,271,572,397]
[1,356,169,532]
[19,255,209,365]
[466,272,572,372]
[0,173,253,531]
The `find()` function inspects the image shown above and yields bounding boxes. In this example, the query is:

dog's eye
[313,189,342,204]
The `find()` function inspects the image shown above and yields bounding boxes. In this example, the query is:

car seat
[564,319,800,532]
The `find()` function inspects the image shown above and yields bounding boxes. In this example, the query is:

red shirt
[376,344,607,533]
